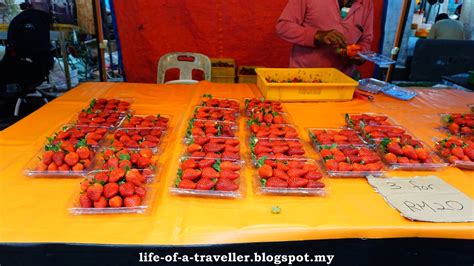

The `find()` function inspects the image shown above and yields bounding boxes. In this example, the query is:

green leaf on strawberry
[271,206,281,214]
[119,153,131,161]
[212,159,221,172]
[256,156,268,168]
[260,178,267,187]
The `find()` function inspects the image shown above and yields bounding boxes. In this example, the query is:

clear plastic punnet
[434,136,474,170]
[345,113,398,130]
[119,114,172,129]
[198,95,241,112]
[102,127,167,153]
[182,136,241,161]
[308,127,367,147]
[69,171,152,215]
[247,121,300,139]
[378,138,448,171]
[193,106,239,123]
[254,157,327,196]
[357,51,396,66]
[249,136,307,166]
[317,144,385,177]
[170,157,244,198]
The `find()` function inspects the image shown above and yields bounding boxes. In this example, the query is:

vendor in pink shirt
[276,0,374,77]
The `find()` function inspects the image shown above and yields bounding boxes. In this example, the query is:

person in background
[276,0,374,77]
[454,4,462,20]
[428,13,465,40]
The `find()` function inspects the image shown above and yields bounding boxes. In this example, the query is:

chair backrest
[157,52,211,84]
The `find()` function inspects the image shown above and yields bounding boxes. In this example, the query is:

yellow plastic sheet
[0,82,472,245]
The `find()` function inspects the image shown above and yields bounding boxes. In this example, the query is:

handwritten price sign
[368,176,474,222]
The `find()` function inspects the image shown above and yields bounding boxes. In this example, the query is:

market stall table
[0,82,473,264]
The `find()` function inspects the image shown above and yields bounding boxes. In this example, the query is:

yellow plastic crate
[255,68,357,102]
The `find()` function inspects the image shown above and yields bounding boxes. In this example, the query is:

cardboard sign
[368,176,474,223]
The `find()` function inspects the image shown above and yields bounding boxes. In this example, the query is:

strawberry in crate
[50,125,108,147]
[435,136,474,164]
[309,128,364,146]
[87,98,131,113]
[97,147,158,178]
[244,98,283,115]
[249,136,305,162]
[320,144,384,175]
[440,113,474,136]
[193,106,237,122]
[185,119,235,139]
[200,94,240,111]
[108,128,164,150]
[34,139,94,173]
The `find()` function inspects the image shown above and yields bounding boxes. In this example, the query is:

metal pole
[385,0,413,83]
[92,0,107,82]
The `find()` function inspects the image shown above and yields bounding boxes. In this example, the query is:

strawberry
[306,180,325,188]
[124,195,141,207]
[196,178,216,190]
[47,162,58,171]
[76,147,91,160]
[288,148,305,156]
[178,179,197,189]
[305,170,322,180]
[384,153,398,164]
[215,178,239,191]
[58,164,70,171]
[80,180,91,192]
[126,169,145,186]
[254,145,272,155]
[103,183,119,198]
[325,159,338,171]
[137,157,152,169]
[94,172,109,183]
[397,157,410,164]
[52,151,65,166]
[387,142,403,156]
[109,168,125,183]
[258,164,273,178]
[107,157,119,168]
[43,150,54,165]
[366,162,384,171]
[187,143,202,153]
[448,123,459,134]
[203,143,225,153]
[109,195,123,208]
[220,169,239,180]
[273,168,289,180]
[87,183,103,201]
[79,193,92,208]
[93,196,108,208]
[288,177,309,188]
[415,147,428,161]
[465,148,474,160]
[265,177,288,188]
[287,168,308,177]
[135,186,147,198]
[221,161,241,171]
[182,159,198,169]
[72,163,84,171]
[352,163,370,171]
[276,162,290,171]
[182,169,201,180]
[338,162,353,171]
[201,167,220,179]
[197,159,215,168]
[451,147,464,160]
[272,145,289,154]
[119,182,135,197]
[402,145,418,160]
[320,149,332,159]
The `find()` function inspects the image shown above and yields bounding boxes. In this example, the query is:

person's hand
[314,30,347,47]
[350,55,366,66]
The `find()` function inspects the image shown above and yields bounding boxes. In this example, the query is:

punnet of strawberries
[35,138,94,172]
[379,137,435,165]
[248,109,287,125]
[186,119,235,138]
[78,169,147,209]
[108,128,164,150]
[257,158,325,189]
[193,106,237,122]
[441,113,474,136]
[320,144,384,173]
[97,147,158,178]
[185,137,240,161]
[87,98,131,113]
[76,108,124,128]
[200,94,240,111]
[346,113,394,130]
[310,128,364,146]
[50,125,108,147]
[435,136,474,164]
[361,125,413,142]
[250,137,305,161]
[175,158,241,192]
[245,98,283,115]
[120,114,169,128]
[249,122,299,139]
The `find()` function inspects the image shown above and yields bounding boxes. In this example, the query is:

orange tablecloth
[0,82,472,245]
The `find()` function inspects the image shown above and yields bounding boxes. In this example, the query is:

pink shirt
[276,0,374,75]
